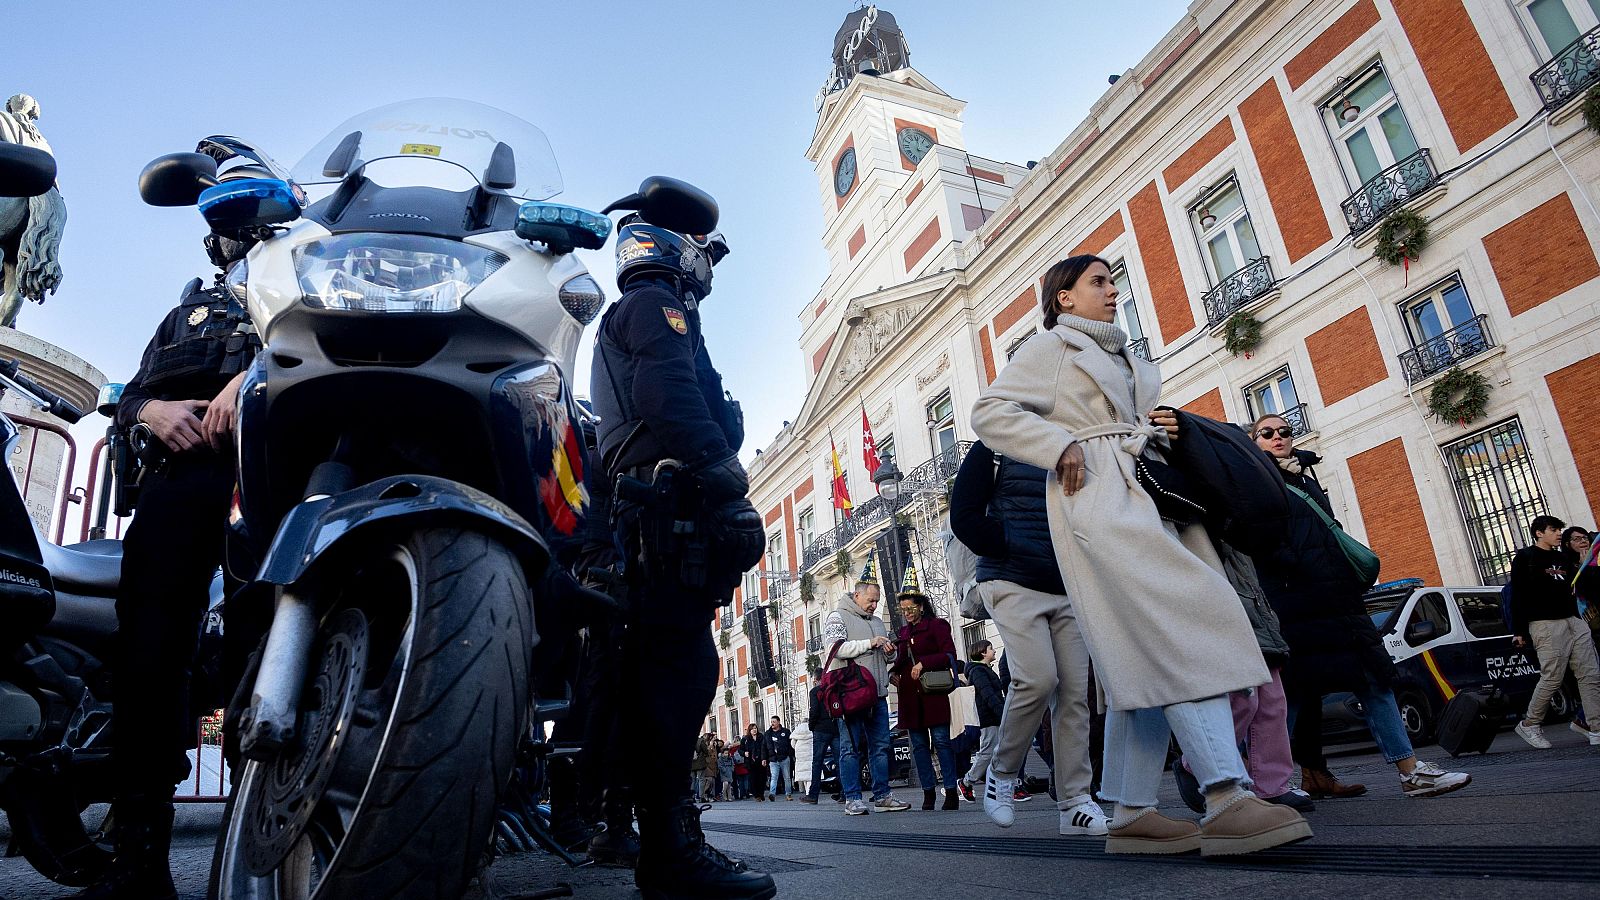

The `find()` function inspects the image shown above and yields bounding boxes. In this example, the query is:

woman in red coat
[892,566,961,810]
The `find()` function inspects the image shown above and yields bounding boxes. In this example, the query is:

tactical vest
[142,277,261,398]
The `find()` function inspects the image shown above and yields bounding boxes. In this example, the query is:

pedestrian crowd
[718,254,1599,860]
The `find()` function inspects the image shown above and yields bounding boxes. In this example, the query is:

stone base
[0,327,106,539]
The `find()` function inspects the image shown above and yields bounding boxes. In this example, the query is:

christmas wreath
[800,572,817,605]
[1222,312,1264,357]
[1374,208,1430,267]
[1583,84,1600,135]
[747,680,759,699]
[724,689,734,708]
[1426,367,1491,425]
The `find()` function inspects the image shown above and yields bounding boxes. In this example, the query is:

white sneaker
[844,799,871,816]
[1059,795,1109,836]
[1570,720,1600,745]
[1515,721,1552,750]
[1400,760,1471,798]
[984,770,1016,828]
[872,795,909,812]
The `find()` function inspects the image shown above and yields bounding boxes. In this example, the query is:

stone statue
[0,93,66,328]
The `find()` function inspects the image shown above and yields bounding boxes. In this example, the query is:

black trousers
[112,452,235,797]
[614,506,719,811]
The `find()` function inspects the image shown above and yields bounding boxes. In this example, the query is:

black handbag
[1135,456,1207,525]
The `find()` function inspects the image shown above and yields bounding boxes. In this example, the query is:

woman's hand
[1055,442,1086,496]
[911,662,924,680]
[1149,408,1179,442]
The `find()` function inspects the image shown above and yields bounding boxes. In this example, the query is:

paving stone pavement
[3,729,1596,898]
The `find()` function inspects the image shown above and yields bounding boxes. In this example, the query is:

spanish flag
[831,435,853,518]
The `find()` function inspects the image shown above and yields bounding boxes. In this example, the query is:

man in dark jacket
[803,686,838,803]
[959,641,1005,800]
[1511,515,1600,748]
[762,717,795,800]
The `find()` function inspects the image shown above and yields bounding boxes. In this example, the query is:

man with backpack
[1511,515,1600,748]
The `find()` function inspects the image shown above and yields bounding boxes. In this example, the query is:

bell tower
[805,6,968,271]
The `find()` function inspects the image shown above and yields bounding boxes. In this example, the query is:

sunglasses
[1255,426,1294,440]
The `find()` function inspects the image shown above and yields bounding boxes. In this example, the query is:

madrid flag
[862,404,882,487]
[831,436,853,518]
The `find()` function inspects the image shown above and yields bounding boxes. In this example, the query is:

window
[725,657,736,683]
[1322,64,1421,190]
[961,622,987,660]
[1456,590,1510,638]
[1110,262,1145,345]
[754,700,765,725]
[797,507,815,552]
[728,708,740,739]
[1190,177,1262,283]
[876,434,896,470]
[765,531,785,576]
[1442,419,1548,584]
[742,571,760,605]
[1404,591,1454,647]
[1004,328,1037,360]
[709,716,717,735]
[927,391,956,456]
[1522,0,1600,59]
[1397,275,1492,383]
[808,614,821,644]
[1242,368,1304,433]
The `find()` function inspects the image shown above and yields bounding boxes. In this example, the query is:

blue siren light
[198,177,305,229]
[516,202,612,253]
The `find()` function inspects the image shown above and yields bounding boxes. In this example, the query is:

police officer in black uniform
[74,171,262,900]
[590,217,774,900]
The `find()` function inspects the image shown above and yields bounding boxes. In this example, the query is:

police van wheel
[211,527,534,900]
[1396,692,1435,746]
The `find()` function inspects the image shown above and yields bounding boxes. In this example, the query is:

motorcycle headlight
[294,234,508,313]
[558,274,605,325]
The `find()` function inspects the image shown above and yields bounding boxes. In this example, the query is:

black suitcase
[1436,687,1505,757]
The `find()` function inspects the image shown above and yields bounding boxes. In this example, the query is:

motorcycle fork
[237,586,319,760]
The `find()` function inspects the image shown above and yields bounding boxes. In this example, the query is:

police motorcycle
[137,98,719,900]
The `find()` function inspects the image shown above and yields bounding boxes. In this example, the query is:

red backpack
[817,639,878,719]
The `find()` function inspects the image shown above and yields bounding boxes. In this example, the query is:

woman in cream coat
[971,255,1309,857]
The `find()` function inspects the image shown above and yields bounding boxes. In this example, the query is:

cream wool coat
[971,324,1268,710]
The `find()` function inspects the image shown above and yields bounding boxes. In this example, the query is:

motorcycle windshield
[290,97,563,200]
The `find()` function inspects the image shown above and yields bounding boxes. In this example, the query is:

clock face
[898,127,935,165]
[834,148,858,197]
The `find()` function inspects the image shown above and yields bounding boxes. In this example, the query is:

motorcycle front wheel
[213,526,535,900]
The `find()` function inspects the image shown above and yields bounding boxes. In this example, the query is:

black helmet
[614,215,729,298]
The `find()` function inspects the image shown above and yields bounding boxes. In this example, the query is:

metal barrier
[176,709,231,803]
[11,413,79,545]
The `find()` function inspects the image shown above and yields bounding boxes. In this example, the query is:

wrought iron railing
[805,636,822,654]
[1128,337,1151,361]
[1202,257,1276,326]
[1340,149,1438,235]
[723,674,736,689]
[1398,315,1495,385]
[1531,23,1600,110]
[719,610,734,630]
[1279,402,1312,438]
[798,441,973,571]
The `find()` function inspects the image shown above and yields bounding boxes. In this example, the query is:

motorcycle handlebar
[0,358,86,424]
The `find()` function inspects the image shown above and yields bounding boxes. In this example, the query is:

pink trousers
[1230,666,1293,797]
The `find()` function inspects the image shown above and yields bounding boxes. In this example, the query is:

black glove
[697,453,750,502]
[707,498,764,574]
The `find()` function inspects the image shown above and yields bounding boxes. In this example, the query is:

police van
[1321,579,1581,746]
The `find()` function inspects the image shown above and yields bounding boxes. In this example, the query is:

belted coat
[971,323,1268,710]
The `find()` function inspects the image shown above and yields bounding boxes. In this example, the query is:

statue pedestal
[0,326,105,541]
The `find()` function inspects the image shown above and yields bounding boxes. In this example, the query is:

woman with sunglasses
[1249,413,1471,799]
[973,255,1309,856]
[891,570,962,810]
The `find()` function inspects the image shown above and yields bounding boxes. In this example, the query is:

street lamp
[872,451,904,504]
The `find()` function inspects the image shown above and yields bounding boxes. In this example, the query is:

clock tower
[805,6,969,274]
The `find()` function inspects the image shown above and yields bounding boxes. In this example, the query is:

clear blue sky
[12,0,1189,472]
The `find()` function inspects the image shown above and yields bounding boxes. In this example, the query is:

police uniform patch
[188,307,210,327]
[662,307,688,335]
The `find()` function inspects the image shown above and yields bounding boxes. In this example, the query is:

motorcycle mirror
[601,176,718,236]
[139,152,220,207]
[0,143,57,197]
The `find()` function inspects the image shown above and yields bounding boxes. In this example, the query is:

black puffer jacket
[967,661,1004,728]
[1252,450,1394,694]
[950,441,1064,596]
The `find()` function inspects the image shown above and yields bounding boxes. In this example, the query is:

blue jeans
[836,697,893,802]
[909,725,957,790]
[807,730,838,799]
[1101,695,1247,809]
[1288,683,1415,765]
[768,756,794,797]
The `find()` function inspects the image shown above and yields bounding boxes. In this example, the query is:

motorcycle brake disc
[239,607,369,876]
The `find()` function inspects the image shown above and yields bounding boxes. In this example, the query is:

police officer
[75,173,262,900]
[590,217,774,899]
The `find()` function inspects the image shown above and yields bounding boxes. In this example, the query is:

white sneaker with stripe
[1059,795,1109,836]
[984,770,1016,828]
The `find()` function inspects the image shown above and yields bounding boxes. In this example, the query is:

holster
[110,424,153,516]
[615,461,733,607]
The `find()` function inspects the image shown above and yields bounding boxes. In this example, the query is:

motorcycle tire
[212,526,535,900]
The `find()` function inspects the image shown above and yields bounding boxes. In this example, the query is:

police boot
[635,800,776,900]
[587,819,641,868]
[71,798,177,900]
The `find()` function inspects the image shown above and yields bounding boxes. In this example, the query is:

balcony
[1201,257,1276,326]
[1340,149,1438,236]
[719,610,734,630]
[1279,403,1313,438]
[798,441,973,571]
[723,674,736,689]
[1531,23,1600,110]
[1398,315,1495,385]
[1128,337,1151,361]
[805,635,822,654]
